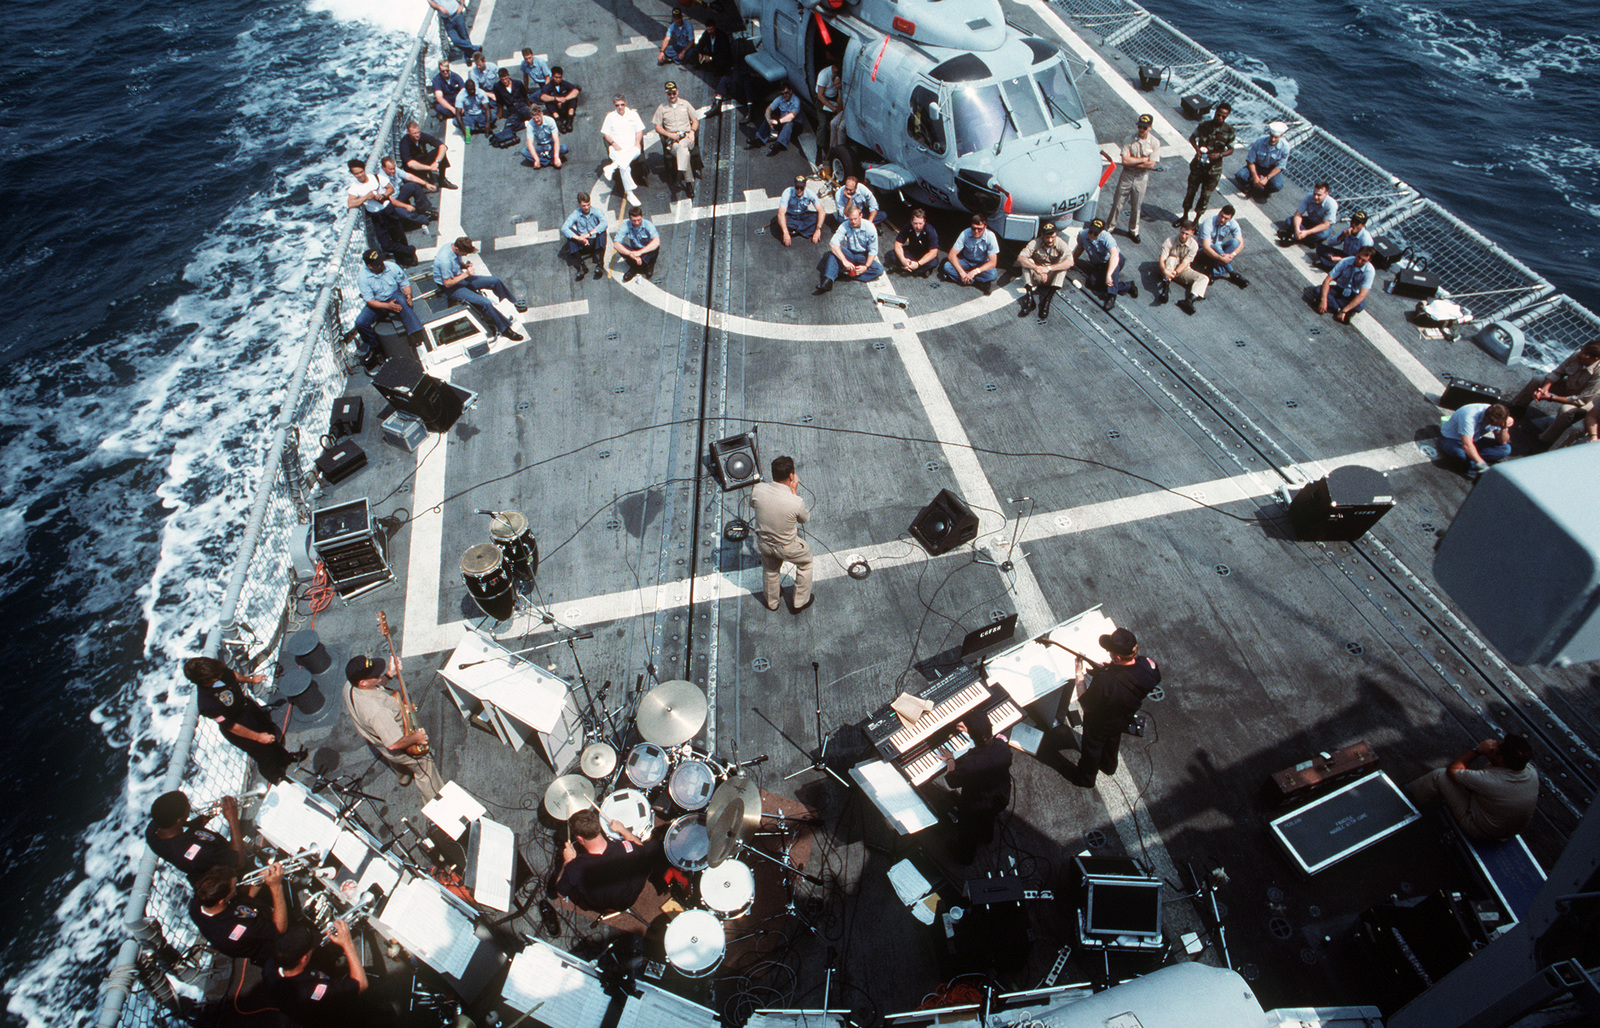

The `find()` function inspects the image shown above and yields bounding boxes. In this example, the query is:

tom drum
[667,759,716,811]
[663,909,725,978]
[598,788,654,842]
[699,859,755,919]
[663,814,709,872]
[625,742,670,789]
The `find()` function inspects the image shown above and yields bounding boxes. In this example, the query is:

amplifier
[382,410,428,452]
[1288,465,1395,542]
[1371,236,1406,270]
[1392,267,1441,299]
[372,359,462,433]
[314,440,367,484]
[330,395,364,438]
[1439,376,1506,410]
[313,498,373,548]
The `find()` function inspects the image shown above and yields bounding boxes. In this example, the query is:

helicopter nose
[994,140,1102,220]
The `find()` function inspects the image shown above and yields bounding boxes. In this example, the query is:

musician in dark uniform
[190,862,287,963]
[554,807,662,913]
[260,923,367,1028]
[185,657,305,784]
[146,791,243,882]
[943,717,1013,863]
[1069,628,1160,787]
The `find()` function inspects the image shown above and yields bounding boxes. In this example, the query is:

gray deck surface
[269,0,1598,1022]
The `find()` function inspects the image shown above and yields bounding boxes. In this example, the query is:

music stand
[439,627,584,771]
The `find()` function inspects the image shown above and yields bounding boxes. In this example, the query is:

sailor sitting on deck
[653,81,700,198]
[776,175,822,246]
[520,48,551,95]
[814,204,882,294]
[467,53,500,124]
[943,214,1003,295]
[1157,220,1208,315]
[457,81,492,136]
[1437,402,1513,480]
[539,67,581,135]
[893,208,942,278]
[345,159,423,265]
[432,236,527,343]
[1234,120,1290,198]
[1509,338,1600,448]
[427,0,478,58]
[1072,217,1138,307]
[1016,220,1071,321]
[560,192,609,281]
[523,107,567,169]
[613,206,662,283]
[1316,246,1376,324]
[430,59,465,133]
[658,7,695,66]
[750,82,801,156]
[833,176,886,227]
[1406,735,1539,842]
[380,156,438,222]
[601,93,647,208]
[555,808,664,914]
[494,67,534,127]
[1196,205,1248,290]
[353,249,426,357]
[1278,182,1339,248]
[1314,210,1373,269]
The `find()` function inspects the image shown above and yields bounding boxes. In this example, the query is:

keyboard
[862,661,990,758]
[899,699,1025,785]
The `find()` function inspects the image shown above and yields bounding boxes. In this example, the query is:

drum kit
[539,676,808,979]
[460,509,538,621]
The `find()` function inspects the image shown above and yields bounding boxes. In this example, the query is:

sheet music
[422,781,487,839]
[849,759,938,835]
[257,780,341,855]
[500,942,610,1025]
[467,816,516,913]
[617,982,717,1028]
[378,878,477,978]
[888,859,933,906]
[985,607,1116,706]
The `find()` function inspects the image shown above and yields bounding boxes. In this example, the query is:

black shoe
[980,280,994,296]
[1176,298,1196,315]
[573,263,587,282]
[1154,284,1170,305]
[1129,231,1141,244]
[503,328,524,341]
[791,595,815,614]
[813,279,833,295]
[440,177,459,190]
[746,138,765,150]
[623,265,638,282]
[766,142,785,155]
[1174,212,1188,227]
[514,300,528,312]
[290,747,309,763]
[709,97,722,117]
[684,180,695,199]
[1103,292,1117,310]
[592,266,604,280]
[1229,272,1249,288]
[1018,292,1035,317]
[1127,284,1139,298]
[539,899,562,937]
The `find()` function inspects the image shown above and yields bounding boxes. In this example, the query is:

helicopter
[731,0,1107,239]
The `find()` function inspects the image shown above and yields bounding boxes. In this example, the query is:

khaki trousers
[759,538,813,609]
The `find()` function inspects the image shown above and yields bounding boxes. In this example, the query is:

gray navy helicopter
[732,0,1107,238]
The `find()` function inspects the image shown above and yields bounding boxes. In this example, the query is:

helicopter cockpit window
[1000,75,1048,138]
[907,86,946,154]
[1035,60,1087,127]
[951,83,1016,156]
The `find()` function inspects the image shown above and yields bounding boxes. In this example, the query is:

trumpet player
[146,791,243,883]
[184,656,307,784]
[342,656,442,800]
[261,921,368,1024]
[190,862,287,963]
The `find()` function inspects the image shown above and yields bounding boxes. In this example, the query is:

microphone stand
[752,661,849,788]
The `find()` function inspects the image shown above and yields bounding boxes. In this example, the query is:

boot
[1154,280,1170,305]
[1037,286,1054,322]
[1018,288,1036,318]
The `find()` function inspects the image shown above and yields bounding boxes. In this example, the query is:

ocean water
[1,0,1596,1024]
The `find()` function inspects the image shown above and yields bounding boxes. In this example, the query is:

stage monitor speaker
[709,432,761,490]
[314,440,367,484]
[372,359,461,433]
[1438,376,1506,411]
[909,488,980,555]
[1434,445,1600,665]
[1287,465,1394,542]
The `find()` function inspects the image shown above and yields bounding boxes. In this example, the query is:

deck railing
[1051,0,1598,367]
[91,12,440,1028]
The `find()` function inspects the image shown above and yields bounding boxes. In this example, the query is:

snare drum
[625,742,670,789]
[461,544,515,621]
[699,859,755,919]
[598,788,654,841]
[489,510,539,581]
[663,814,709,872]
[663,909,725,978]
[667,759,716,811]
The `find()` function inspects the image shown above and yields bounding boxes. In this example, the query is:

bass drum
[625,742,670,789]
[667,759,716,811]
[663,814,709,872]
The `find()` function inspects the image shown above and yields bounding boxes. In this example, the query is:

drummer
[554,808,664,913]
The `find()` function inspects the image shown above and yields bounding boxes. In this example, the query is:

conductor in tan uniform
[749,455,813,613]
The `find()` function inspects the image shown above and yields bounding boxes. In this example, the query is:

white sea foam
[1,3,408,1024]
[1388,3,1600,96]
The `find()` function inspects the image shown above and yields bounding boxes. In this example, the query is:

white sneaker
[626,192,641,207]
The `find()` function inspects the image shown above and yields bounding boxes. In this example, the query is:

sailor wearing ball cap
[342,654,442,799]
[776,175,821,245]
[1016,220,1073,322]
[1235,119,1291,198]
[1073,218,1138,309]
[1104,112,1161,243]
[1067,627,1162,788]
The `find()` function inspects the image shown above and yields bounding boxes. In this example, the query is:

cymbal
[543,774,595,820]
[635,679,708,745]
[704,774,762,866]
[580,742,617,779]
[706,797,744,868]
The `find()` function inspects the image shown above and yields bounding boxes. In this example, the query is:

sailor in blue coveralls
[1280,182,1340,247]
[1196,205,1248,289]
[614,207,662,282]
[433,236,527,342]
[658,8,695,65]
[457,81,492,134]
[834,176,886,227]
[1234,120,1290,198]
[1073,217,1138,306]
[1315,210,1372,268]
[943,214,1002,295]
[814,205,882,293]
[1317,247,1377,323]
[354,249,425,355]
[776,175,821,246]
[560,192,609,281]
[751,83,801,154]
[523,107,568,169]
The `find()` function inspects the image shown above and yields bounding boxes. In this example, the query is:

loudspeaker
[1180,94,1213,119]
[314,440,367,484]
[1439,376,1506,411]
[330,395,364,438]
[1287,465,1394,542]
[709,432,761,490]
[1371,236,1406,271]
[372,359,462,432]
[909,489,980,555]
[1392,268,1441,299]
[1138,65,1163,91]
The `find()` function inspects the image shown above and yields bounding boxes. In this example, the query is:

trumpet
[195,785,267,821]
[239,845,321,886]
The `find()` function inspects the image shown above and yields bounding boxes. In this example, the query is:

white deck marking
[1020,0,1444,398]
[616,36,654,53]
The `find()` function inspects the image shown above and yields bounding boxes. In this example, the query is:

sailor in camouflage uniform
[1180,101,1235,223]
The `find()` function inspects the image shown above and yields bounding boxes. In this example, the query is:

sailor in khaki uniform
[748,455,813,613]
[1016,221,1073,322]
[1105,113,1160,242]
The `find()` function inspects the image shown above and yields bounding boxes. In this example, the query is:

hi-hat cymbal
[706,797,744,868]
[636,679,708,745]
[580,742,617,779]
[543,774,595,820]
